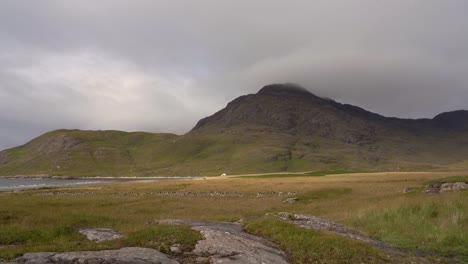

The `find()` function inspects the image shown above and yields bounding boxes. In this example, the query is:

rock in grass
[76,227,124,242]
[170,244,183,254]
[283,197,298,203]
[440,182,468,192]
[402,187,415,193]
[11,247,178,264]
[425,182,468,193]
[425,182,442,193]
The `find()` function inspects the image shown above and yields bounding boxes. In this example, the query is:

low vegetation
[234,170,357,178]
[351,194,468,262]
[0,171,467,263]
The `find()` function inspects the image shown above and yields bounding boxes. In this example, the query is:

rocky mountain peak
[257,83,313,96]
[189,84,468,141]
[190,84,364,134]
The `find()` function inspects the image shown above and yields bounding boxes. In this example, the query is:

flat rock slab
[77,227,124,242]
[161,220,289,264]
[273,212,401,253]
[8,247,178,264]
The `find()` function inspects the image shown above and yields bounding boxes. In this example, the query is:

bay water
[0,178,105,191]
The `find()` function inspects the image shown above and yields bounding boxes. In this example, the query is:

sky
[1,0,468,150]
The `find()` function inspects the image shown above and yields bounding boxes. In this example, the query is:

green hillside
[0,129,316,176]
[0,127,467,177]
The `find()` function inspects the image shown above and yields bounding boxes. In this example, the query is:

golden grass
[1,171,467,262]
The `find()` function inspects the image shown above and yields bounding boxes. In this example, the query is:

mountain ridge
[190,83,466,135]
[1,83,467,176]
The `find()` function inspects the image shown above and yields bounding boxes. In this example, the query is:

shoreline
[1,175,200,181]
[0,176,200,192]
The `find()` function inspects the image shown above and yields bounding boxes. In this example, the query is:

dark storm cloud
[1,0,468,149]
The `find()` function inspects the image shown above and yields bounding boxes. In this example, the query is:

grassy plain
[0,171,467,263]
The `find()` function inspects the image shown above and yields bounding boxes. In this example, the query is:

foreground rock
[76,227,124,242]
[160,219,289,264]
[272,212,402,254]
[6,221,290,264]
[6,247,177,264]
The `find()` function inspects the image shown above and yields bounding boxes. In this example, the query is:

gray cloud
[1,0,468,149]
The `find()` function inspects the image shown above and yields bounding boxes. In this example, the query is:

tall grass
[244,218,387,264]
[351,196,468,261]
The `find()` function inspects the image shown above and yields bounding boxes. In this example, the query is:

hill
[1,84,468,176]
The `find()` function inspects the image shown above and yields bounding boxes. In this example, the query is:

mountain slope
[1,84,467,176]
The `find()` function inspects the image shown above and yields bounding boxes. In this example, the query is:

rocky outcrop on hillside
[33,134,82,154]
[0,152,8,165]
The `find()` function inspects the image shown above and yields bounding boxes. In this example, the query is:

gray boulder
[282,197,298,203]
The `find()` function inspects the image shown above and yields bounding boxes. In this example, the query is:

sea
[0,176,195,191]
[0,178,105,191]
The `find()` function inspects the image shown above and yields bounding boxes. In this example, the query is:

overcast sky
[1,1,468,150]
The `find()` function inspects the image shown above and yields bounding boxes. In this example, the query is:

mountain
[433,110,468,129]
[1,84,468,176]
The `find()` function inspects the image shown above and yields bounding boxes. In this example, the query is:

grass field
[0,171,467,263]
